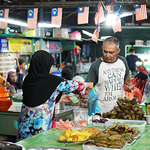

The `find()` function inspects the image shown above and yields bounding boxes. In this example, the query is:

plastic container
[73,108,88,127]
[105,119,147,134]
[0,99,13,111]
[144,115,150,124]
[92,115,108,128]
[82,141,127,150]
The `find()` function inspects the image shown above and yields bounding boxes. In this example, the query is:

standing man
[126,48,144,77]
[85,37,134,113]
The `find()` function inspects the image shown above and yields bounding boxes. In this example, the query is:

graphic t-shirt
[86,55,130,113]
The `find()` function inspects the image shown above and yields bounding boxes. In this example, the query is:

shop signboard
[0,53,18,73]
[0,37,9,53]
[82,44,91,58]
[8,38,32,53]
[49,41,60,53]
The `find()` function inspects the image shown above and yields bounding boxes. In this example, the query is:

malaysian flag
[91,24,100,43]
[135,5,147,21]
[112,10,122,33]
[27,8,38,29]
[77,7,89,24]
[0,9,9,29]
[94,2,105,25]
[105,0,114,14]
[51,8,62,26]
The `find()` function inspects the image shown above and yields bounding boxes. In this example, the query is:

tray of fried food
[58,127,102,143]
[105,124,139,144]
[83,130,127,150]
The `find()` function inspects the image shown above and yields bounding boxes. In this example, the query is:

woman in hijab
[17,50,93,141]
[7,71,18,93]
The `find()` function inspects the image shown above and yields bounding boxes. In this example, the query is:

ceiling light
[38,23,60,28]
[82,30,94,37]
[106,14,116,26]
[82,30,103,41]
[0,18,28,27]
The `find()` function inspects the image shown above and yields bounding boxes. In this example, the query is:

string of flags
[0,0,148,42]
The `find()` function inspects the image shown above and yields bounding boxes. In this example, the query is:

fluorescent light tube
[0,18,28,27]
[38,23,60,28]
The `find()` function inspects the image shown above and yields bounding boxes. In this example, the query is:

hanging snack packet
[68,93,79,103]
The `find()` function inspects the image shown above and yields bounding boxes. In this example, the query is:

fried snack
[95,143,108,147]
[108,135,122,141]
[108,140,123,145]
[94,136,108,141]
[96,132,110,137]
[59,127,102,142]
[109,145,123,148]
[105,131,118,135]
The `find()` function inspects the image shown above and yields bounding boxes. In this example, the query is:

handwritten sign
[0,53,18,72]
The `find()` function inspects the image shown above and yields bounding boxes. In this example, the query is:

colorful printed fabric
[17,80,85,141]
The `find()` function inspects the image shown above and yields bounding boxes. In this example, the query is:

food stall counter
[16,125,150,150]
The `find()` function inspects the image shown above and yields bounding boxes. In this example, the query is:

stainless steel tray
[127,139,136,146]
[82,141,127,150]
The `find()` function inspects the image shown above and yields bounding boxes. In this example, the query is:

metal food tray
[134,132,141,139]
[82,141,127,150]
[127,139,136,146]
[105,119,147,134]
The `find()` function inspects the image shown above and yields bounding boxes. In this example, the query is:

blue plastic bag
[87,89,101,117]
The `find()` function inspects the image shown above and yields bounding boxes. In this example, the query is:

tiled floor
[0,134,17,143]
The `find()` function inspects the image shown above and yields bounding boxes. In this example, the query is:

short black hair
[129,48,135,53]
[19,58,26,65]
[61,69,72,80]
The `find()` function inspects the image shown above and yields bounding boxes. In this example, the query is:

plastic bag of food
[87,89,101,116]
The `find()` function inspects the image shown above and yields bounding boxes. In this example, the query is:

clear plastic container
[105,119,147,134]
[73,108,88,127]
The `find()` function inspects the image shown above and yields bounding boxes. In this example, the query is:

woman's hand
[86,82,93,89]
[58,94,72,103]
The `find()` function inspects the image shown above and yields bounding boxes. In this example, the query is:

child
[0,75,15,96]
[15,58,26,89]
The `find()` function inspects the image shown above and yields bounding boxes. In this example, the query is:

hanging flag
[77,7,89,24]
[51,8,62,26]
[27,8,38,29]
[94,2,105,25]
[0,9,9,29]
[105,0,114,14]
[112,10,122,33]
[135,5,147,21]
[91,24,100,43]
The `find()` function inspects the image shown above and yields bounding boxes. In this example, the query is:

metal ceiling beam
[61,25,150,29]
[1,0,150,8]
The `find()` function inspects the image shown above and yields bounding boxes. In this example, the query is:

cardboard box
[22,30,36,36]
[53,28,69,38]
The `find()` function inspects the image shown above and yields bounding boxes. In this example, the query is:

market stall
[16,125,150,150]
